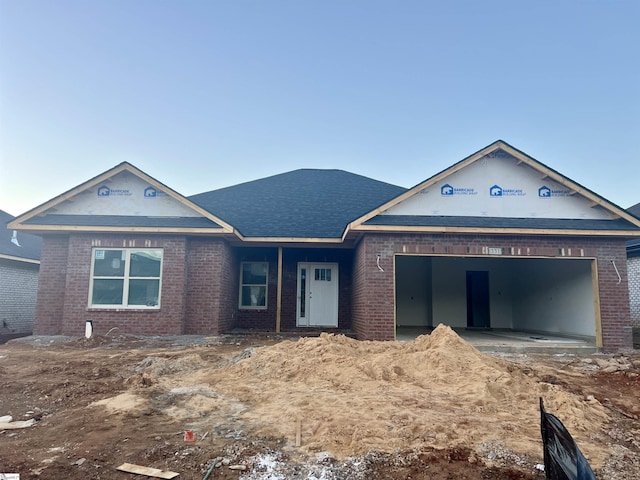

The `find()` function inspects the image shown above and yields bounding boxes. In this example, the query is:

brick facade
[234,247,353,332]
[352,233,632,351]
[34,236,69,335]
[33,231,633,351]
[184,238,237,335]
[352,236,395,341]
[33,237,354,337]
[279,248,353,331]
[35,234,190,336]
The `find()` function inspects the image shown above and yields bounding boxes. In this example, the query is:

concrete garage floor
[396,326,599,354]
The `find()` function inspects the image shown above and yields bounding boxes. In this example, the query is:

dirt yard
[1,325,639,479]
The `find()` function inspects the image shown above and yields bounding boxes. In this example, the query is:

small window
[314,268,332,281]
[299,268,306,318]
[89,248,162,308]
[240,262,268,309]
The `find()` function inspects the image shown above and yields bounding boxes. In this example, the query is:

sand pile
[207,324,611,465]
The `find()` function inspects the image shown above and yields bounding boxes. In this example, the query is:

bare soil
[1,326,639,479]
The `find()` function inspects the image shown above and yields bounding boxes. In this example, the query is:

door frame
[466,270,491,328]
[296,262,339,327]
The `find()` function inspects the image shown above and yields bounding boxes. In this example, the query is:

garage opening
[395,255,598,343]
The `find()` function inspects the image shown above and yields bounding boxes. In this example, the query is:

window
[89,248,162,308]
[314,268,332,281]
[240,262,268,309]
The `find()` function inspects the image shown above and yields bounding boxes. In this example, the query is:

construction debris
[116,462,179,479]
[0,416,36,430]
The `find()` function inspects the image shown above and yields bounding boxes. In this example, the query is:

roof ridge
[189,168,404,198]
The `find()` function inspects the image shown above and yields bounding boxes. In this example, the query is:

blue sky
[1,0,638,217]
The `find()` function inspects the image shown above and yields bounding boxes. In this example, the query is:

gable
[349,140,640,236]
[10,163,235,235]
[383,149,613,220]
[52,171,202,217]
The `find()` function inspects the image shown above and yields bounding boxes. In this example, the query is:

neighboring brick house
[627,202,640,332]
[1,209,42,340]
[9,141,640,351]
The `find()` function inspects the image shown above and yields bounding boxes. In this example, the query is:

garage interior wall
[395,256,432,326]
[510,258,595,337]
[395,255,596,338]
[430,257,514,329]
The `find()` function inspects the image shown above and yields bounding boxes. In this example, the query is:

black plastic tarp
[540,397,596,480]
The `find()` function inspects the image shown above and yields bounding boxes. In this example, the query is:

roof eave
[0,253,40,264]
[11,224,234,235]
[232,234,345,244]
[350,224,640,237]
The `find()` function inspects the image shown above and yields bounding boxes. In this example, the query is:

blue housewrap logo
[440,184,477,196]
[441,184,454,196]
[538,185,570,197]
[491,184,526,197]
[144,185,167,197]
[97,185,132,197]
[538,186,551,198]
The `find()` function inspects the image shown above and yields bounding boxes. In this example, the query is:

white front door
[296,263,339,327]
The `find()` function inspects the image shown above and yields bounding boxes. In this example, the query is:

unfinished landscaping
[1,325,640,479]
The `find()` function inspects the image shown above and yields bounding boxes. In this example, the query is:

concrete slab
[396,326,598,354]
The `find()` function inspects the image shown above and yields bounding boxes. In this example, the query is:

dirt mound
[2,330,639,479]
[205,324,610,465]
[135,353,208,376]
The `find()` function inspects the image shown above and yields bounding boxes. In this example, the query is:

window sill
[87,307,160,312]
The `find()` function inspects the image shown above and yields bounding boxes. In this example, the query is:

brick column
[352,235,396,340]
[33,236,69,334]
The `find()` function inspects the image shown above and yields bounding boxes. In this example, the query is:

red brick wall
[36,234,189,336]
[33,236,69,335]
[279,248,353,331]
[35,231,631,351]
[217,241,238,333]
[185,238,237,335]
[595,243,632,351]
[235,247,278,330]
[351,236,395,341]
[234,247,353,332]
[352,233,632,351]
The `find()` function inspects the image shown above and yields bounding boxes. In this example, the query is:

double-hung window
[239,262,268,309]
[90,248,163,308]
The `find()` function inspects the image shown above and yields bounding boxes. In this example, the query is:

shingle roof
[628,202,640,219]
[365,215,640,231]
[189,169,407,238]
[22,215,222,229]
[0,210,41,261]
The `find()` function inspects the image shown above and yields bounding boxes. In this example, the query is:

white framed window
[89,248,163,308]
[239,261,268,309]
